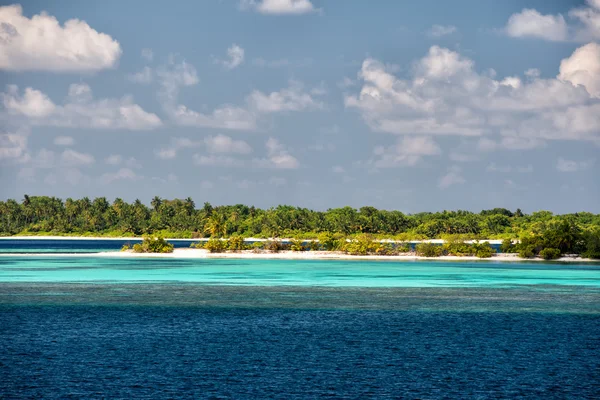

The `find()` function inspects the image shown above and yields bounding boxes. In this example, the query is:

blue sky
[0,0,599,213]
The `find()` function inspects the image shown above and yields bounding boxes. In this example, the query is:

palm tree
[151,196,162,212]
[204,212,227,238]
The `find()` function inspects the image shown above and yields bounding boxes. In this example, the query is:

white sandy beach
[4,248,593,263]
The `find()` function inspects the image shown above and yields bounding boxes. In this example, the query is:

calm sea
[1,240,599,398]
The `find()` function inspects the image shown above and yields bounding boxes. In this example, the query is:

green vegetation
[125,236,174,254]
[415,243,444,257]
[539,248,561,260]
[1,196,599,258]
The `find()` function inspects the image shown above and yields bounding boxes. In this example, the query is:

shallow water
[1,256,599,288]
[1,249,599,398]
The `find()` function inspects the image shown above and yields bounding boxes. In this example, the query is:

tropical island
[1,195,599,260]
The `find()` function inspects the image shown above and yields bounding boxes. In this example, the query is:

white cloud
[247,80,324,113]
[204,135,252,154]
[129,66,153,84]
[438,166,465,189]
[332,165,345,173]
[60,149,95,167]
[159,59,323,130]
[505,9,568,41]
[253,137,299,169]
[504,1,600,42]
[105,154,122,165]
[0,131,28,162]
[428,24,457,37]
[3,83,162,130]
[193,154,244,167]
[100,168,140,184]
[215,44,245,69]
[141,48,154,62]
[0,4,121,72]
[345,44,600,148]
[486,163,533,173]
[155,137,201,160]
[53,136,74,146]
[241,0,318,15]
[556,157,595,172]
[558,42,600,98]
[371,136,441,168]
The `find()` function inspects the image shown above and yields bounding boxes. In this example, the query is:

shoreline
[1,248,596,263]
[0,235,504,244]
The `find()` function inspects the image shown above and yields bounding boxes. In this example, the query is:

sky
[0,0,599,213]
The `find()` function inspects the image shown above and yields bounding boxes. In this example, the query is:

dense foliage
[1,196,599,258]
[121,236,174,254]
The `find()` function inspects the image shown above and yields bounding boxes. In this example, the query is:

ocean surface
[1,240,599,398]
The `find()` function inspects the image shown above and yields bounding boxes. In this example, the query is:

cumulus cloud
[558,42,600,98]
[556,157,595,172]
[204,134,252,154]
[345,44,600,149]
[372,136,441,168]
[0,131,28,162]
[215,44,245,69]
[504,1,600,42]
[155,137,201,160]
[428,24,457,37]
[247,80,323,113]
[158,60,324,130]
[240,0,318,15]
[438,166,465,189]
[60,149,95,166]
[0,4,121,72]
[100,168,140,184]
[253,137,299,169]
[128,66,153,84]
[2,83,162,130]
[53,136,74,146]
[193,154,244,167]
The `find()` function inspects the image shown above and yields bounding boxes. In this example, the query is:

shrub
[317,232,337,251]
[473,242,495,258]
[252,242,264,253]
[415,242,443,257]
[228,235,246,252]
[582,230,600,259]
[343,234,378,255]
[205,238,226,253]
[190,241,204,249]
[539,248,561,260]
[131,236,174,253]
[500,238,515,253]
[120,243,131,252]
[518,246,535,259]
[265,240,283,253]
[396,243,411,253]
[443,239,475,256]
[289,238,305,252]
[308,241,320,251]
[374,243,398,256]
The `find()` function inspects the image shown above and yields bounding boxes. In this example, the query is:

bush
[190,241,204,249]
[500,238,515,253]
[473,242,495,258]
[374,243,399,256]
[228,235,246,252]
[252,242,264,253]
[518,246,535,259]
[289,238,305,252]
[396,243,411,253]
[443,239,474,256]
[308,240,320,251]
[131,236,174,253]
[120,243,131,252]
[415,242,443,257]
[265,240,283,253]
[317,232,336,251]
[539,248,561,260]
[343,234,378,255]
[582,230,600,259]
[205,238,226,253]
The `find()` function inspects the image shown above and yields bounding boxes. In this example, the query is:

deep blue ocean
[1,240,599,398]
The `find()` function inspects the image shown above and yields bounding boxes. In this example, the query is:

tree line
[1,195,599,244]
